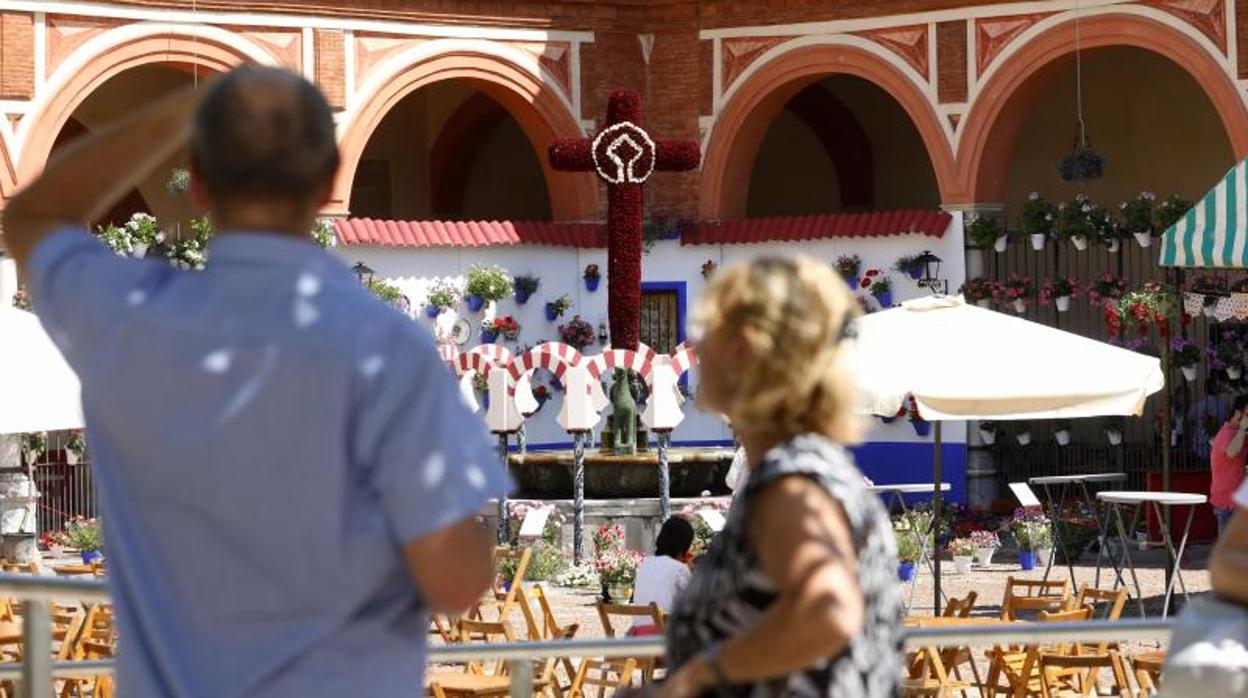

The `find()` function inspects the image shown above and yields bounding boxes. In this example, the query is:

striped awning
[1160,159,1248,268]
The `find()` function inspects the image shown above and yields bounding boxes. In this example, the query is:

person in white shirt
[629,517,695,635]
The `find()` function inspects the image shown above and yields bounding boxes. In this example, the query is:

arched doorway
[744,75,940,217]
[700,41,955,220]
[45,64,202,228]
[348,82,552,221]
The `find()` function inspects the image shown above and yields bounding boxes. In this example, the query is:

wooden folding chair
[530,585,581,694]
[484,547,532,623]
[430,618,563,698]
[1129,651,1165,697]
[902,646,972,698]
[1039,586,1131,696]
[1001,577,1072,621]
[984,606,1092,698]
[941,593,982,696]
[569,602,665,698]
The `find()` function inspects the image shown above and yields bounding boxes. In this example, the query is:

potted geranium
[425,280,459,318]
[65,430,85,465]
[1001,273,1034,314]
[1041,276,1080,313]
[514,274,540,304]
[584,264,602,292]
[701,260,717,279]
[1120,191,1157,248]
[834,254,861,284]
[1171,337,1202,382]
[593,524,642,602]
[1054,195,1095,251]
[966,214,1007,252]
[481,318,500,344]
[1156,195,1193,236]
[465,265,513,312]
[558,316,596,350]
[545,294,572,322]
[863,270,893,308]
[970,529,999,566]
[948,537,977,575]
[895,529,919,582]
[1217,342,1243,380]
[1022,191,1057,251]
[11,285,29,311]
[1011,508,1050,570]
[894,254,923,281]
[960,277,999,309]
[21,432,45,465]
[1088,201,1123,252]
[1054,419,1072,447]
[64,516,103,565]
[1087,273,1128,308]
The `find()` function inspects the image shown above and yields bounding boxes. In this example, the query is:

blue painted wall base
[848,441,968,507]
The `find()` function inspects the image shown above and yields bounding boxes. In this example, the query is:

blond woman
[658,257,901,698]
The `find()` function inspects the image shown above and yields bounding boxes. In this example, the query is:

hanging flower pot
[1055,296,1071,313]
[81,550,103,566]
[1030,234,1047,251]
[1055,430,1071,446]
[911,419,932,437]
[1203,302,1218,318]
[466,294,485,312]
[1107,239,1120,253]
[993,235,1009,253]
[979,428,997,445]
[1230,366,1243,381]
[425,305,441,319]
[585,276,600,292]
[1071,235,1088,251]
[1017,431,1032,446]
[897,561,917,582]
[1012,299,1027,314]
[481,329,499,344]
[1181,365,1198,383]
[1133,231,1152,248]
[881,415,897,425]
[1106,429,1123,446]
[515,289,533,304]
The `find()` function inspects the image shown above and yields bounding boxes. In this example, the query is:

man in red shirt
[1210,396,1248,534]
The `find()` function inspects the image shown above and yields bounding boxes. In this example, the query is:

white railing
[0,574,1174,698]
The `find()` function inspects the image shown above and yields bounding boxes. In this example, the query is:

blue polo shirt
[30,229,508,697]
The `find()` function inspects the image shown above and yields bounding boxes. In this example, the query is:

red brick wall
[1238,0,1248,79]
[936,20,967,103]
[313,29,345,110]
[0,12,33,100]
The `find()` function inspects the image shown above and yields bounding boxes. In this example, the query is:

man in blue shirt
[3,66,509,696]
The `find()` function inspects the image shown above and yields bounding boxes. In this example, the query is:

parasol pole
[933,421,943,616]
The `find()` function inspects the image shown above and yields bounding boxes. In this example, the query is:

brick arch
[954,11,1248,204]
[700,40,955,220]
[785,84,873,209]
[430,93,510,217]
[18,27,275,185]
[333,46,597,221]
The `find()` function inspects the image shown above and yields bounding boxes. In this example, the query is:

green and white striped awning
[1161,159,1248,268]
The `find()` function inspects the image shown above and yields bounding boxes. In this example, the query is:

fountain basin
[507,448,735,499]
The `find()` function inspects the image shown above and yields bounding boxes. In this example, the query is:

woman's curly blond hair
[692,255,862,445]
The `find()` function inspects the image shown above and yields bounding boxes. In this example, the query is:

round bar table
[1028,473,1127,590]
[1095,491,1206,618]
[870,483,951,613]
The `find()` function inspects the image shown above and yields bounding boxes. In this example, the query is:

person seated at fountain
[629,516,695,636]
[656,256,901,698]
[1210,395,1248,535]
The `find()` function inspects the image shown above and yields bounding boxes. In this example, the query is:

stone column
[0,435,38,562]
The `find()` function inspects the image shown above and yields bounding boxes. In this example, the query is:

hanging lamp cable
[1074,0,1084,146]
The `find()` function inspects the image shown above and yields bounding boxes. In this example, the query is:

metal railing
[0,574,1175,698]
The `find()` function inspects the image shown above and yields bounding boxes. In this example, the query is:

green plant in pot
[895,529,920,582]
[425,281,459,317]
[464,265,513,311]
[966,214,1006,252]
[513,274,540,304]
[64,516,104,565]
[1120,191,1158,248]
[1021,192,1057,251]
[1054,195,1096,251]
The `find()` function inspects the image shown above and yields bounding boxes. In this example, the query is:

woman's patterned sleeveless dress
[665,433,902,698]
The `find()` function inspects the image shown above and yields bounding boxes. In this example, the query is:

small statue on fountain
[610,368,638,456]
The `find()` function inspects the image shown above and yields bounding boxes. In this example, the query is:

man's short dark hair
[655,517,695,559]
[191,65,339,202]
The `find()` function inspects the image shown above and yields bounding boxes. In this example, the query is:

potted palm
[1171,338,1202,383]
[464,265,513,312]
[1120,191,1157,248]
[948,537,977,575]
[513,274,540,304]
[966,214,1007,252]
[1022,191,1057,251]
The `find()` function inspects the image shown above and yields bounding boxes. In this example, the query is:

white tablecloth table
[1027,473,1127,589]
[1095,490,1207,618]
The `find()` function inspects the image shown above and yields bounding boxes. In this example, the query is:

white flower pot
[1181,365,1198,383]
[953,556,973,575]
[132,242,148,259]
[1230,366,1243,381]
[1107,430,1123,446]
[993,235,1008,253]
[1133,231,1152,248]
[1071,236,1088,251]
[975,547,996,566]
[1035,548,1053,566]
[1017,432,1032,446]
[1030,234,1047,251]
[976,299,992,309]
[1055,430,1070,446]
[1105,239,1119,253]
[979,429,997,446]
[65,451,78,465]
[1055,296,1071,312]
[1013,299,1027,314]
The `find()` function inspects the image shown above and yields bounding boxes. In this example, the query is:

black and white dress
[665,434,902,698]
